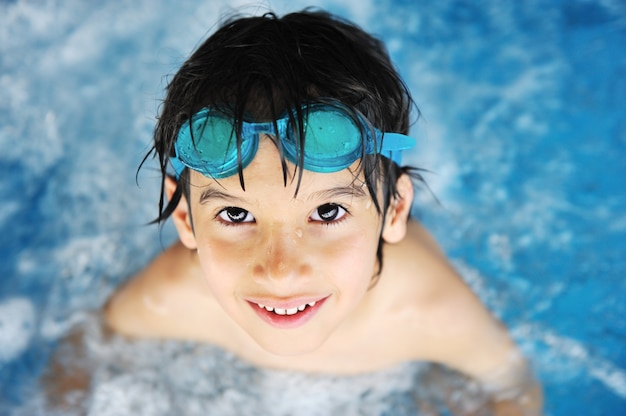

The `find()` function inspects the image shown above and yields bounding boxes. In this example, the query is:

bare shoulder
[380,220,519,377]
[380,220,477,310]
[104,242,216,341]
[374,221,542,411]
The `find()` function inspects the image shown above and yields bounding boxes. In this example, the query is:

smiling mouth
[255,301,317,316]
[247,297,327,329]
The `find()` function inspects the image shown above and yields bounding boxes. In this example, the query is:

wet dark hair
[144,9,423,280]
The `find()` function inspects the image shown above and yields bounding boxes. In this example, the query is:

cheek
[315,229,380,289]
[194,237,250,293]
[324,208,382,275]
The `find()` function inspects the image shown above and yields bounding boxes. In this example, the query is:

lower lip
[248,298,327,329]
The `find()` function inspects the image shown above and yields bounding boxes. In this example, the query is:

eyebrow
[306,184,368,201]
[199,184,368,205]
[199,188,246,205]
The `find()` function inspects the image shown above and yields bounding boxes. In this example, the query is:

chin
[252,332,330,358]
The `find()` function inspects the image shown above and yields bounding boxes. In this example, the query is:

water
[1,0,625,414]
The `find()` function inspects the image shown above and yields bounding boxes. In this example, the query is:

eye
[217,207,255,224]
[310,203,347,223]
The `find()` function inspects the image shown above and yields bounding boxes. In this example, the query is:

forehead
[188,138,369,199]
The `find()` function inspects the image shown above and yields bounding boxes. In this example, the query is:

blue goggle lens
[286,106,365,172]
[175,111,247,177]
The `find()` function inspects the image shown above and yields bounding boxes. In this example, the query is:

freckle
[295,228,303,238]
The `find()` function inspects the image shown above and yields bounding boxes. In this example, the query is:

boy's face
[176,138,394,356]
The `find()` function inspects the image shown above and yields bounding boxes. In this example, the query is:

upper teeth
[257,301,316,316]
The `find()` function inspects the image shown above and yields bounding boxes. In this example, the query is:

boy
[104,9,541,415]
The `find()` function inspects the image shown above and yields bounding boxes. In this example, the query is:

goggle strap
[170,156,186,178]
[380,132,416,165]
[380,132,416,152]
[386,150,402,165]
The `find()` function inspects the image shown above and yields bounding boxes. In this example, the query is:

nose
[253,226,311,281]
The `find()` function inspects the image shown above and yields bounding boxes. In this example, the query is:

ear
[381,174,413,244]
[165,176,198,249]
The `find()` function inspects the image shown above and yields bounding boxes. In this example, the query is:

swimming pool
[1,0,624,414]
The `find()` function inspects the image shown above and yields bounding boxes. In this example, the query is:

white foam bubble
[0,297,36,363]
[89,375,173,415]
[512,324,626,399]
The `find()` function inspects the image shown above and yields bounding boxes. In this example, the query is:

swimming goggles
[170,101,416,179]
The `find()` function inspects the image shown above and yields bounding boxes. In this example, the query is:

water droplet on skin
[143,295,170,316]
[295,229,303,238]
